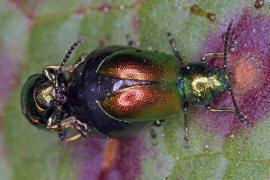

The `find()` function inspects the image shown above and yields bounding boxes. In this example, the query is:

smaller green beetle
[21,20,246,143]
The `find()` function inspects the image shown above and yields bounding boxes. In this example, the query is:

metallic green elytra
[97,49,182,122]
[21,21,246,143]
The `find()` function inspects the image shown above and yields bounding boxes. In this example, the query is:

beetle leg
[48,116,90,141]
[182,99,190,142]
[206,104,235,113]
[209,83,247,125]
[201,37,236,62]
[201,52,225,61]
[65,133,82,142]
[73,124,88,137]
[167,33,184,65]
[126,35,134,47]
[153,119,165,127]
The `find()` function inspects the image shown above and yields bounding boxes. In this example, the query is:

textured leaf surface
[1,0,270,180]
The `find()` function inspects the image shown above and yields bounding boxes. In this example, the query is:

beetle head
[21,72,58,129]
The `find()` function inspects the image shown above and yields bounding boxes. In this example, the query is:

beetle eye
[21,74,53,128]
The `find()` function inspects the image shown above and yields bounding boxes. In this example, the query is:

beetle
[21,21,246,143]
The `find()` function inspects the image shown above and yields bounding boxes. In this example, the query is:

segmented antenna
[54,37,86,143]
[223,20,246,124]
[58,37,86,73]
[223,20,233,70]
[54,36,86,102]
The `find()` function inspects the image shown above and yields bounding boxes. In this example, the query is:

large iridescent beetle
[21,21,246,143]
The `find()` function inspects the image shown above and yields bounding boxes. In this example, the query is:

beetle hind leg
[201,52,226,62]
[60,117,90,138]
[48,116,90,142]
[206,104,235,113]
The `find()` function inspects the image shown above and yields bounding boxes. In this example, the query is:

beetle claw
[239,113,247,126]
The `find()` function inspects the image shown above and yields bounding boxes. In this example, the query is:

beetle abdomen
[68,46,153,137]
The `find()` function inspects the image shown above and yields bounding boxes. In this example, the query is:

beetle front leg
[201,52,225,62]
[153,119,165,127]
[206,103,247,125]
[167,33,184,65]
[48,116,90,142]
[206,104,235,113]
[200,34,237,62]
[65,134,82,142]
[60,117,89,137]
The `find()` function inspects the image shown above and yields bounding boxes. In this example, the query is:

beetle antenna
[53,37,86,104]
[223,20,233,71]
[58,37,86,73]
[52,37,85,143]
[223,20,246,124]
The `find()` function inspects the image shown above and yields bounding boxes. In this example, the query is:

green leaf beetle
[21,20,246,143]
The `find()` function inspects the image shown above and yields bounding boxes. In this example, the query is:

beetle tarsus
[73,120,89,137]
[238,113,247,126]
[126,35,134,47]
[62,118,89,138]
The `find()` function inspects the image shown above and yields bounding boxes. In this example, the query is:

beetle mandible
[21,20,246,143]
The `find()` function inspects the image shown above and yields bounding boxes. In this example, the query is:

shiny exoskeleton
[21,21,246,143]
